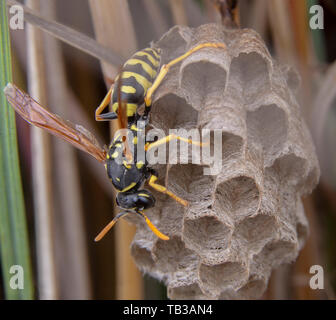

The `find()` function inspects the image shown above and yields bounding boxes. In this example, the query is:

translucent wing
[4,83,106,163]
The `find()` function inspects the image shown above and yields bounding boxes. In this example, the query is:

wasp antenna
[138,211,170,241]
[94,211,129,242]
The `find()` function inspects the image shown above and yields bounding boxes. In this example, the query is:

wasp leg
[137,210,169,240]
[144,42,226,107]
[95,86,118,121]
[95,209,170,241]
[94,211,130,242]
[145,134,206,152]
[148,174,188,207]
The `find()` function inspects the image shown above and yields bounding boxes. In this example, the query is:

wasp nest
[129,24,319,299]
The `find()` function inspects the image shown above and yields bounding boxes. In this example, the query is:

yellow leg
[95,85,113,121]
[94,211,129,242]
[145,134,206,152]
[94,210,169,241]
[148,175,188,207]
[138,210,169,240]
[144,42,226,107]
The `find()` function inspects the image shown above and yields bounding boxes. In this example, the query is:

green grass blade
[306,0,327,62]
[0,1,34,299]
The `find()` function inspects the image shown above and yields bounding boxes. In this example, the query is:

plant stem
[0,1,34,299]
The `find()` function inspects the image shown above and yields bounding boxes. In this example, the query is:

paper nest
[126,24,320,300]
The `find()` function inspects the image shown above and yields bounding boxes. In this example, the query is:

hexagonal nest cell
[130,24,320,299]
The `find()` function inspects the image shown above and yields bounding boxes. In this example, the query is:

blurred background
[1,0,336,299]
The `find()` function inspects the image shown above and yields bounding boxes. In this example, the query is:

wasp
[95,42,226,123]
[5,43,226,241]
[4,83,202,241]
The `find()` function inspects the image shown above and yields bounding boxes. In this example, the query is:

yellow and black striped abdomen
[111,48,161,118]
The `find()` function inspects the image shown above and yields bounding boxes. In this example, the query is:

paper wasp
[5,42,226,241]
[4,83,202,241]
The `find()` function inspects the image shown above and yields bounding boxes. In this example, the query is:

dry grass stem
[26,0,58,300]
[41,0,91,299]
[7,0,123,66]
[169,0,188,26]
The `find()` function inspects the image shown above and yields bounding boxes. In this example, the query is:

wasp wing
[4,83,106,163]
